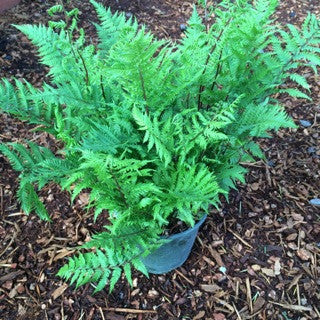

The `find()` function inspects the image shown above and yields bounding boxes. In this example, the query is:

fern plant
[1,0,320,292]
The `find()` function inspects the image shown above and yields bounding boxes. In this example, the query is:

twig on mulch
[0,232,16,258]
[175,269,195,286]
[101,307,157,314]
[269,301,313,312]
[227,228,253,249]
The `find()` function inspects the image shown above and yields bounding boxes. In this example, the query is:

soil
[0,1,320,320]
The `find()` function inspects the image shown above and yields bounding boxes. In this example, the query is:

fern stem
[109,169,129,209]
[197,18,232,110]
[100,75,107,102]
[58,0,70,25]
[210,50,223,92]
[77,49,90,85]
[138,67,149,114]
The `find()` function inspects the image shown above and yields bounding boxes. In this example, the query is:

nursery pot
[0,0,21,13]
[142,215,207,274]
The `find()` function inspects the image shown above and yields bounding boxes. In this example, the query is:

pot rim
[162,214,207,240]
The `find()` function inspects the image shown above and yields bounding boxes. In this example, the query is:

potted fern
[1,0,320,292]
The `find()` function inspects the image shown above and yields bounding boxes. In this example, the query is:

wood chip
[52,283,68,300]
[193,310,205,320]
[214,298,234,312]
[286,233,298,241]
[103,307,157,314]
[78,192,90,205]
[246,277,253,313]
[175,269,195,286]
[203,256,216,267]
[250,183,259,191]
[270,302,313,312]
[227,228,253,249]
[208,246,224,267]
[288,274,303,291]
[213,313,226,320]
[147,289,159,298]
[200,284,221,292]
[296,249,313,261]
[253,296,266,313]
[0,270,24,283]
[261,268,275,277]
[251,264,261,271]
[274,259,281,275]
[53,249,75,261]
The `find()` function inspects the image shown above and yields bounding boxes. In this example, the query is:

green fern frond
[279,88,311,100]
[216,164,248,192]
[2,0,320,293]
[13,24,74,81]
[90,0,138,55]
[132,107,172,166]
[17,180,50,221]
[288,73,310,90]
[0,144,24,171]
[235,103,297,137]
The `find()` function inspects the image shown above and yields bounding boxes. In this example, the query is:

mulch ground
[0,0,320,319]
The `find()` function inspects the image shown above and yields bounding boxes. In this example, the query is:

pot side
[142,215,207,274]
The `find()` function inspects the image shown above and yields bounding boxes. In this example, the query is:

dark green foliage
[1,0,320,291]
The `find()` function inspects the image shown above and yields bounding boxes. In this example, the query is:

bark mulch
[0,0,319,319]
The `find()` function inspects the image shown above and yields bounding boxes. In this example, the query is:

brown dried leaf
[296,249,312,261]
[261,268,275,277]
[2,281,13,290]
[286,233,298,241]
[176,297,187,305]
[212,313,226,320]
[53,249,75,261]
[251,264,261,271]
[208,247,224,267]
[291,213,304,221]
[52,283,68,300]
[253,296,266,313]
[105,313,125,320]
[251,183,259,191]
[16,284,25,294]
[288,242,298,250]
[288,274,302,291]
[78,192,90,205]
[131,288,140,296]
[200,284,221,292]
[193,310,205,320]
[8,285,18,298]
[147,289,159,298]
[203,256,216,267]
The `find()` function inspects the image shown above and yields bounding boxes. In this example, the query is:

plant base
[142,215,207,274]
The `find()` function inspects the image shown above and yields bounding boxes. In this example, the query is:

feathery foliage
[1,0,320,292]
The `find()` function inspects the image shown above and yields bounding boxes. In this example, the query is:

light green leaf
[123,263,133,286]
[109,267,122,293]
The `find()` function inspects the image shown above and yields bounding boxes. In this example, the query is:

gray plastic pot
[142,215,207,274]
